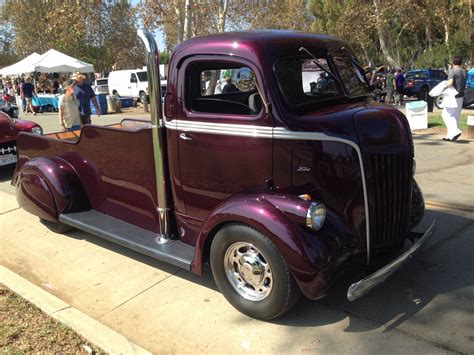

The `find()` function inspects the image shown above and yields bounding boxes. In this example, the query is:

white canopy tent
[0,52,42,76]
[32,49,94,73]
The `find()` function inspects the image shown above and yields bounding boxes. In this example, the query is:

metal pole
[137,29,172,244]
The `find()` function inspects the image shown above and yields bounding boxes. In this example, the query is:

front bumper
[347,219,436,301]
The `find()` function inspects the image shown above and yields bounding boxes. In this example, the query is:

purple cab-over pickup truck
[12,30,435,320]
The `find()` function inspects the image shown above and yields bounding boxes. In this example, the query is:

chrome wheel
[224,242,272,301]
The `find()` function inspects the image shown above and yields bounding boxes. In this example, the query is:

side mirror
[130,75,137,83]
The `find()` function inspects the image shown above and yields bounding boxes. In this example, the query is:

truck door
[175,57,273,220]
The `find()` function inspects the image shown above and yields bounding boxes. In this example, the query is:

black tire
[40,219,74,234]
[435,95,443,109]
[210,224,301,320]
[139,91,147,103]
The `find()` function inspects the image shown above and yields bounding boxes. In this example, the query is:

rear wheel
[210,224,300,320]
[139,91,147,103]
[40,219,73,234]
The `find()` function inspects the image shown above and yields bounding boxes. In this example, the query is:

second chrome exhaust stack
[137,28,172,243]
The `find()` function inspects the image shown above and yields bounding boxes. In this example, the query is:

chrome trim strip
[347,219,436,301]
[166,120,372,264]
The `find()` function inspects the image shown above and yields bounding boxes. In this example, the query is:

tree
[3,0,144,73]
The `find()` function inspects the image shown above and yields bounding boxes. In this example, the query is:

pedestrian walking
[58,82,81,132]
[442,56,466,142]
[385,69,396,104]
[394,69,406,106]
[72,72,100,125]
[22,77,37,115]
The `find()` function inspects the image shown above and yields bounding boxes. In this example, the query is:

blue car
[404,69,448,98]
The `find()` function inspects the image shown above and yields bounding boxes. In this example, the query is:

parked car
[93,78,109,95]
[108,68,167,102]
[404,69,448,98]
[0,97,19,118]
[435,85,474,109]
[0,111,42,167]
[12,30,435,320]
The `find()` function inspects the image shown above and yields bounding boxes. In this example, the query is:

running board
[59,210,195,270]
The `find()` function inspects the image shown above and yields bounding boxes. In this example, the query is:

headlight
[30,127,43,135]
[306,202,327,231]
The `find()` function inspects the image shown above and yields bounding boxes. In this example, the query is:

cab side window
[186,61,261,116]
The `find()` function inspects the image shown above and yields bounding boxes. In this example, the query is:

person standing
[394,69,406,106]
[58,82,81,131]
[442,56,467,142]
[385,69,396,104]
[22,77,37,115]
[222,76,238,93]
[72,73,100,125]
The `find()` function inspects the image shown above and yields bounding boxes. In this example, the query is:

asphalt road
[0,110,473,353]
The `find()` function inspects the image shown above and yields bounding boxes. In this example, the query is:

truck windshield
[274,56,341,108]
[331,53,370,97]
[137,71,148,82]
[274,53,370,110]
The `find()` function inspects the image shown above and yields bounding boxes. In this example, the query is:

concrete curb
[0,265,151,355]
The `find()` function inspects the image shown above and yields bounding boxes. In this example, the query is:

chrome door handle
[179,133,193,141]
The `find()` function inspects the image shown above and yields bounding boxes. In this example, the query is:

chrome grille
[365,152,412,250]
[0,143,17,155]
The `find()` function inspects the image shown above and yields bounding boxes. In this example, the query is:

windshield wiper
[298,47,341,86]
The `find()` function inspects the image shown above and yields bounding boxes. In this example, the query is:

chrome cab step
[59,210,195,270]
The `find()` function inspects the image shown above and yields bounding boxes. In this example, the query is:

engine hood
[282,100,412,151]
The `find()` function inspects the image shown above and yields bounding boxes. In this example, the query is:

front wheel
[210,224,300,320]
[435,95,443,109]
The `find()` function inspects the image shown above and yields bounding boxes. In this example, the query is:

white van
[107,68,167,102]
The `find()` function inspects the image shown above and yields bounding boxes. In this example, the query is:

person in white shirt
[58,82,81,131]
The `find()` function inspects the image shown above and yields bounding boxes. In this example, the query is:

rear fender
[192,193,354,299]
[13,157,90,221]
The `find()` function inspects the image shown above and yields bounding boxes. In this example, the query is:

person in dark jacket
[222,76,238,93]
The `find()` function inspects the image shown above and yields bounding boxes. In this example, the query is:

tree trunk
[425,25,432,51]
[372,0,399,68]
[444,20,451,59]
[218,0,229,33]
[183,0,193,41]
[175,2,184,43]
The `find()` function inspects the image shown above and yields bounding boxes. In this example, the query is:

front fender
[193,193,354,299]
[13,157,90,221]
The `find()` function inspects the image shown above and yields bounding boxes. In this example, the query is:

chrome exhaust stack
[137,28,172,243]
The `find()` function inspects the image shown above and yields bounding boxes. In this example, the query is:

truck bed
[15,118,161,233]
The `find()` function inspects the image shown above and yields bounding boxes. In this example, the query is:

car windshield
[96,79,108,85]
[137,71,148,82]
[406,71,429,80]
[274,52,369,110]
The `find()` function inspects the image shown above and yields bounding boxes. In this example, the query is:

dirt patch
[0,284,103,353]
